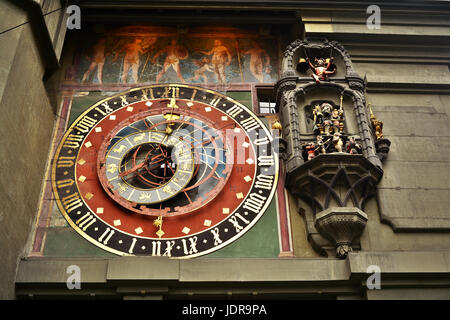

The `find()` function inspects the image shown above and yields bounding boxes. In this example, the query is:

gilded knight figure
[313,102,344,136]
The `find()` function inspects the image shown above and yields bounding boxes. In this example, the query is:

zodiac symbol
[133,133,145,143]
[107,163,118,174]
[163,185,175,195]
[139,193,151,201]
[113,145,126,153]
[117,182,128,192]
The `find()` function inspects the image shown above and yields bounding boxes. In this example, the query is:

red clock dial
[53,84,278,257]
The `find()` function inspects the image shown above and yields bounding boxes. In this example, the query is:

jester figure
[306,57,336,84]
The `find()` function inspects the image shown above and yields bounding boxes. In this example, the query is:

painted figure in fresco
[242,41,271,83]
[188,57,213,84]
[113,38,145,83]
[152,39,189,83]
[201,40,232,84]
[306,57,336,84]
[81,38,106,84]
[138,37,158,80]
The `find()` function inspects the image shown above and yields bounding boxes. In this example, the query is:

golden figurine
[368,103,384,140]
[271,119,282,137]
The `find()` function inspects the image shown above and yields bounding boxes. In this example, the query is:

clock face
[52,84,278,257]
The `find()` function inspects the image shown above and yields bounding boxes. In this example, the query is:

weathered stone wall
[0,0,66,299]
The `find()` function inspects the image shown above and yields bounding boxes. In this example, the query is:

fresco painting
[71,26,278,85]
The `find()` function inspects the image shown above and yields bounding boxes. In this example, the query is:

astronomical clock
[52,84,279,257]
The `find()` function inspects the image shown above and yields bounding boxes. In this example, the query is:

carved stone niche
[286,154,383,258]
[281,37,360,81]
[278,83,382,173]
[277,38,387,258]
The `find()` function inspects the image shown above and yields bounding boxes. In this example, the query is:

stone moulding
[286,154,383,213]
[315,207,368,258]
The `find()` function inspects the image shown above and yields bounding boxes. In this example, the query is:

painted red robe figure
[305,142,317,161]
[306,57,336,84]
[346,136,362,154]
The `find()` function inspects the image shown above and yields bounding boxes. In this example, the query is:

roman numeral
[211,228,223,246]
[258,155,275,166]
[162,86,179,98]
[226,105,243,118]
[120,95,129,107]
[254,137,269,145]
[74,115,97,133]
[63,134,84,149]
[242,193,267,213]
[163,241,175,257]
[152,241,162,256]
[254,174,274,190]
[210,96,221,107]
[140,88,154,101]
[98,227,114,245]
[182,237,198,255]
[191,89,197,100]
[241,117,260,132]
[76,212,96,231]
[61,192,83,213]
[128,238,137,254]
[56,156,75,168]
[228,213,250,233]
[56,178,75,189]
[95,102,113,115]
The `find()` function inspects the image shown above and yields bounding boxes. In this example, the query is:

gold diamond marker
[85,141,92,148]
[223,208,230,214]
[135,227,143,235]
[244,175,252,182]
[78,159,86,165]
[156,229,165,238]
[182,227,190,234]
[85,192,93,200]
[78,175,86,183]
[236,193,244,199]
[204,219,212,227]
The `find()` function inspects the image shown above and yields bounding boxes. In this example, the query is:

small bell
[296,57,309,73]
